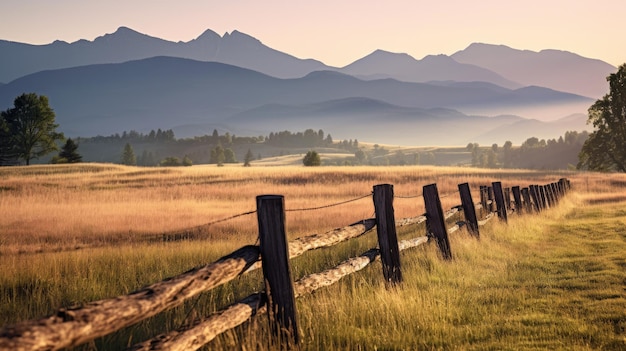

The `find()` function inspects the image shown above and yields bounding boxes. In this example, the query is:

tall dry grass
[1,163,626,349]
[0,163,589,254]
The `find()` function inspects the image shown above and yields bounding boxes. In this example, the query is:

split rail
[0,178,571,350]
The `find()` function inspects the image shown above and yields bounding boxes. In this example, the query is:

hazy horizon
[0,0,624,68]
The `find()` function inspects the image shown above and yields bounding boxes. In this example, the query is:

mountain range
[0,26,616,145]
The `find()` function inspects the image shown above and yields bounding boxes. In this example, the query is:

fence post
[558,178,567,197]
[512,186,523,215]
[529,185,541,212]
[521,187,532,213]
[544,184,555,207]
[551,183,560,203]
[423,184,453,260]
[458,183,479,237]
[479,185,488,216]
[539,185,550,210]
[372,184,402,284]
[492,182,508,223]
[487,186,495,213]
[504,188,512,211]
[256,195,299,347]
[559,178,568,195]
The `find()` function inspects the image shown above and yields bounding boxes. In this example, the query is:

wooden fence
[0,178,571,350]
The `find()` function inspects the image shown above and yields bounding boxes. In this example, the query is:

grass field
[1,164,625,350]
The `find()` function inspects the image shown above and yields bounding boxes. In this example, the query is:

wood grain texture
[0,246,260,351]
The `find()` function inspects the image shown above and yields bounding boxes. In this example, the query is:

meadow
[0,163,625,350]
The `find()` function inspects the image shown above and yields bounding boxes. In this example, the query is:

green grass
[288,195,626,350]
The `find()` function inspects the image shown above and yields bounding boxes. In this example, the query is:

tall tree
[1,93,63,165]
[121,143,137,166]
[58,138,82,163]
[578,64,626,172]
[224,148,237,163]
[243,149,254,167]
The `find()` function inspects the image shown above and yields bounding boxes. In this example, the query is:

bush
[160,157,181,167]
[303,150,321,166]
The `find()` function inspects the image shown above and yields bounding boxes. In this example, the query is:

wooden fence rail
[0,179,569,351]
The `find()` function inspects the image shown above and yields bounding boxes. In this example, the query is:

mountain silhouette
[339,50,520,88]
[0,26,329,83]
[0,56,593,144]
[452,43,616,98]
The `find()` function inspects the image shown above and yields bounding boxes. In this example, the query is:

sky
[0,0,624,67]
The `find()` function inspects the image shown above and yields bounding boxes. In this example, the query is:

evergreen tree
[210,144,225,165]
[244,149,254,167]
[224,148,237,163]
[58,138,82,163]
[121,143,137,165]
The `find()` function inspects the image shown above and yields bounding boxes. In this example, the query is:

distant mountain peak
[94,26,152,42]
[194,28,220,41]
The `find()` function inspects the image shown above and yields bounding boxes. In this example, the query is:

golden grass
[1,163,626,350]
[1,163,600,254]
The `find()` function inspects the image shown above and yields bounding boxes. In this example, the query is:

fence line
[0,178,570,351]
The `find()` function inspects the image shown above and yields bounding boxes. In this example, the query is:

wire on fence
[285,193,372,212]
[203,210,257,226]
[395,193,422,199]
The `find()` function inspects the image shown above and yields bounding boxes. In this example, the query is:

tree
[578,64,626,172]
[354,149,366,164]
[58,138,82,163]
[303,150,321,166]
[121,143,137,165]
[0,117,17,165]
[210,144,225,165]
[224,148,237,163]
[182,155,193,167]
[1,93,64,165]
[503,141,513,168]
[243,149,254,167]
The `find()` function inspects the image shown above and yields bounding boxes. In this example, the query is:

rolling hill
[0,56,594,145]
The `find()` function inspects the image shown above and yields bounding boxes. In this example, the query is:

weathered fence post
[479,185,488,216]
[423,184,453,260]
[521,187,532,213]
[487,186,495,213]
[551,183,559,203]
[372,184,402,284]
[256,195,299,347]
[559,178,568,196]
[492,182,508,223]
[458,183,479,237]
[512,186,523,215]
[504,188,512,211]
[529,185,541,212]
[545,184,555,207]
[539,185,550,210]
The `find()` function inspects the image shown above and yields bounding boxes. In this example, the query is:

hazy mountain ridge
[0,26,616,100]
[452,43,616,98]
[0,57,593,145]
[0,26,330,83]
[0,27,609,146]
[339,50,521,89]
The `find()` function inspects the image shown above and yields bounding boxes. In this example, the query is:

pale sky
[0,0,624,67]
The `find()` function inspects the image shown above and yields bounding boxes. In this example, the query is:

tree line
[466,131,589,170]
